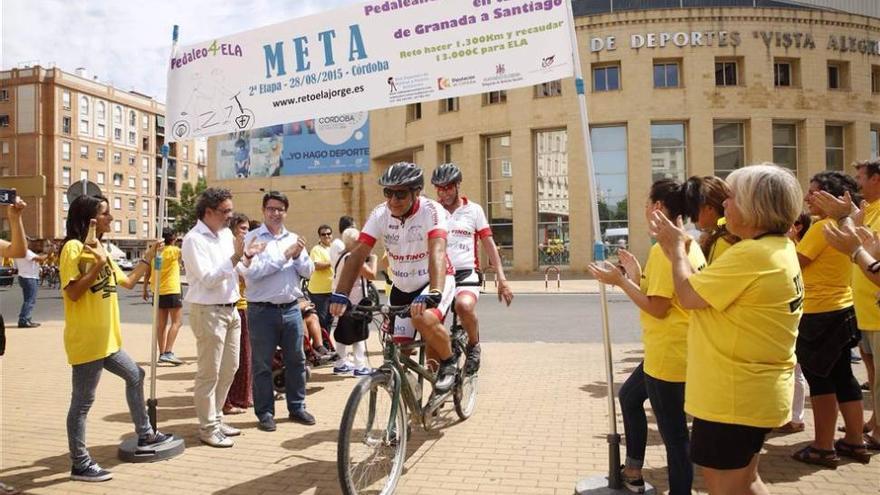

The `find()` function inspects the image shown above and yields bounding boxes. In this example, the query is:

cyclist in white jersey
[330,162,458,393]
[431,163,513,375]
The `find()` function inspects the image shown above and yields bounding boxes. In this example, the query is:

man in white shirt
[14,245,47,328]
[181,188,262,448]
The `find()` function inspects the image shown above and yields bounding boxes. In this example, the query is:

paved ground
[0,284,878,494]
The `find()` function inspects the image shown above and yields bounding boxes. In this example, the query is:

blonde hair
[341,227,360,251]
[726,163,802,233]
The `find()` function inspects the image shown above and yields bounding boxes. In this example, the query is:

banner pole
[563,2,629,493]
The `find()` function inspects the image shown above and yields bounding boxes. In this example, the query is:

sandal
[834,439,871,464]
[837,423,873,434]
[791,445,839,469]
[223,406,246,415]
[865,433,880,451]
[775,421,805,434]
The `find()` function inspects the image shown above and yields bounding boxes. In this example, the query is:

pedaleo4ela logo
[170,40,244,70]
[542,55,556,68]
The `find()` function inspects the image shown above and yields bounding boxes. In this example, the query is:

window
[128,154,136,166]
[114,220,121,233]
[62,195,69,211]
[62,90,71,110]
[96,101,105,121]
[827,61,849,91]
[79,118,89,135]
[772,123,798,172]
[0,89,9,101]
[97,148,105,161]
[128,198,136,211]
[79,96,89,116]
[591,126,629,259]
[653,61,681,88]
[113,106,122,124]
[96,171,105,185]
[113,172,122,186]
[142,137,149,152]
[714,122,746,178]
[129,219,136,234]
[62,141,71,161]
[198,166,205,179]
[592,64,620,92]
[485,134,513,267]
[79,170,88,181]
[183,164,189,180]
[114,128,122,141]
[128,131,136,145]
[439,140,462,164]
[142,115,149,130]
[97,123,106,138]
[1,141,7,154]
[129,111,136,127]
[113,152,122,165]
[62,167,71,186]
[79,144,88,158]
[0,115,9,127]
[873,66,880,94]
[651,123,687,181]
[439,97,459,113]
[535,80,562,98]
[715,59,739,86]
[113,197,121,210]
[62,116,71,134]
[142,157,149,174]
[536,130,569,266]
[484,91,507,105]
[406,103,422,122]
[141,178,149,193]
[183,145,189,160]
[142,221,149,235]
[142,199,149,215]
[128,176,135,189]
[774,58,799,87]
[826,125,845,171]
[872,128,879,160]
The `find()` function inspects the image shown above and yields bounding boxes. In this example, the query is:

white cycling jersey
[446,197,492,271]
[359,197,453,292]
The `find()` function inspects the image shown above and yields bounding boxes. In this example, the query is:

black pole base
[147,398,158,433]
[573,477,655,494]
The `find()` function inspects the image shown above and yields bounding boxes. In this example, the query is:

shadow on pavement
[102,395,196,423]
[0,443,121,492]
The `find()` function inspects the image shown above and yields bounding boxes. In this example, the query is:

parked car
[116,258,134,270]
[0,266,16,287]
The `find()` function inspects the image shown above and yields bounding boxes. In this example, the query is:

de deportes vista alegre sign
[589,30,880,55]
[165,0,574,141]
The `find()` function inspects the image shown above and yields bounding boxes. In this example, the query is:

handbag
[333,252,371,345]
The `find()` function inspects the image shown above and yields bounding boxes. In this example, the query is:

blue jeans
[309,292,332,334]
[645,374,692,495]
[618,362,648,469]
[67,350,152,469]
[18,277,38,324]
[248,303,307,420]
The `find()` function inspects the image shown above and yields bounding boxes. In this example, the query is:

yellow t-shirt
[797,218,853,314]
[308,244,333,294]
[853,200,880,331]
[707,236,733,265]
[149,245,182,296]
[60,240,126,365]
[686,235,803,428]
[639,242,706,383]
[236,279,247,310]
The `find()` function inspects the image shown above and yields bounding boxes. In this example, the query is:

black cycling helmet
[379,162,424,189]
[431,163,463,186]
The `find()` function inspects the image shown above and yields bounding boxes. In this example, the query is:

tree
[167,177,207,233]
[615,198,628,221]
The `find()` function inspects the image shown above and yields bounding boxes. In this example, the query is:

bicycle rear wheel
[338,372,407,495]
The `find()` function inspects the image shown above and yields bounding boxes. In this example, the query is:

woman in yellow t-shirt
[652,164,803,494]
[683,175,740,264]
[142,228,184,365]
[61,194,167,482]
[590,179,706,495]
[791,171,869,467]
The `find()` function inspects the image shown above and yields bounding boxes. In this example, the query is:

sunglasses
[320,232,332,237]
[383,188,412,200]
[435,183,457,193]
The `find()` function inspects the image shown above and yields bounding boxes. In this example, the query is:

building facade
[209,0,880,273]
[0,66,205,257]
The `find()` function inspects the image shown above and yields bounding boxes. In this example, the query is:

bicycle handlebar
[350,303,411,319]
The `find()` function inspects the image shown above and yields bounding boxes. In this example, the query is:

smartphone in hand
[0,188,15,205]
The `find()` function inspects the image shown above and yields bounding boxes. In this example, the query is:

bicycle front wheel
[338,372,408,495]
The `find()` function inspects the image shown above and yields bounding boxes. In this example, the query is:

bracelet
[868,260,880,273]
[244,253,254,260]
[138,258,149,266]
[850,246,866,263]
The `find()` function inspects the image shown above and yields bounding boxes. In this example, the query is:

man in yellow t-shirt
[308,225,334,333]
[142,228,184,365]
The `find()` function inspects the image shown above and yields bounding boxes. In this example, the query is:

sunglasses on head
[383,188,412,200]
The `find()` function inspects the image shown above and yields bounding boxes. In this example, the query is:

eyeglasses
[214,207,234,215]
[435,183,457,193]
[265,206,287,214]
[383,188,412,200]
[320,232,332,237]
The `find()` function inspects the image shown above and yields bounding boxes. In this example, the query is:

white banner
[165,0,574,141]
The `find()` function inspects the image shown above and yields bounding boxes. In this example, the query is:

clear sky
[0,0,361,103]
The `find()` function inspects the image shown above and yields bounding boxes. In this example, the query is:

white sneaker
[200,430,234,448]
[219,423,240,437]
